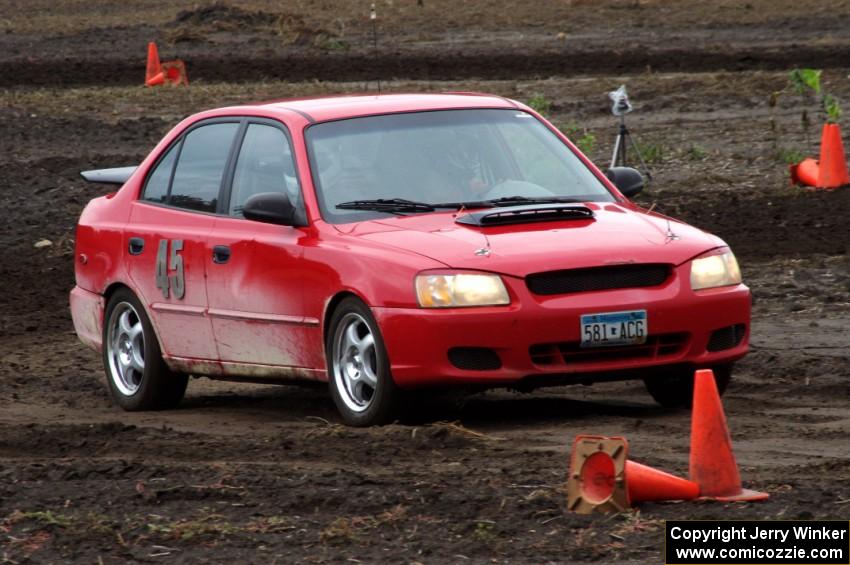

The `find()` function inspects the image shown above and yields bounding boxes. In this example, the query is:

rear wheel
[643,364,732,408]
[326,297,401,426]
[103,288,188,410]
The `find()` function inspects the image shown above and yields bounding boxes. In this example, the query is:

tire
[326,297,401,426]
[643,364,733,409]
[102,288,188,411]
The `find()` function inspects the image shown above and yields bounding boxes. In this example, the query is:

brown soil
[1,1,849,563]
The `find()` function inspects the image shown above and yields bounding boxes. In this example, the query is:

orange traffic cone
[161,60,189,86]
[689,369,769,502]
[817,123,850,188]
[145,42,162,87]
[789,158,819,187]
[567,435,699,514]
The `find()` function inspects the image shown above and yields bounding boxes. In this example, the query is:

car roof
[250,92,519,123]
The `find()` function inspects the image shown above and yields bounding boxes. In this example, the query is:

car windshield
[305,108,615,223]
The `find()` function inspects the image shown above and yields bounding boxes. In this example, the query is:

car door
[205,119,320,371]
[127,119,240,360]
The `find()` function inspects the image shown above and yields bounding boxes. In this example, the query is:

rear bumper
[374,275,750,388]
[70,286,104,352]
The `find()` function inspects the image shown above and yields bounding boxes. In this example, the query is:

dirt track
[1,1,849,563]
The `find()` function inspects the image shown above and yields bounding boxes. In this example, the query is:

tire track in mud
[4,44,850,87]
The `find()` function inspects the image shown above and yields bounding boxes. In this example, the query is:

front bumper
[374,270,750,388]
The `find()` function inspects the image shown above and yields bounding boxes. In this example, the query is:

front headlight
[690,250,742,290]
[415,273,510,308]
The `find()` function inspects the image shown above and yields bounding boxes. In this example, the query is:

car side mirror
[606,167,645,198]
[242,192,297,226]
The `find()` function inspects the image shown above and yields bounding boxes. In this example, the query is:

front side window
[229,123,301,216]
[305,109,614,223]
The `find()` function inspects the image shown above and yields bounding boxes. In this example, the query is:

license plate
[580,310,647,347]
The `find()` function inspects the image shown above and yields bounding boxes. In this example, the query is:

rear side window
[229,124,300,216]
[142,143,178,204]
[168,122,238,213]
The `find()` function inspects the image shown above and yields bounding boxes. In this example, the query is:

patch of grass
[775,147,807,164]
[633,140,665,164]
[318,506,409,545]
[319,517,359,544]
[7,510,72,528]
[315,35,349,51]
[526,94,552,116]
[146,512,239,541]
[560,122,596,155]
[472,520,497,542]
[575,132,596,155]
[686,144,708,160]
[246,515,296,534]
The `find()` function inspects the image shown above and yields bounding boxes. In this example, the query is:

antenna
[370,3,381,94]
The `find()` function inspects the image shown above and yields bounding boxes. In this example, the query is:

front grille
[448,347,502,371]
[526,264,671,296]
[529,333,689,366]
[707,324,746,352]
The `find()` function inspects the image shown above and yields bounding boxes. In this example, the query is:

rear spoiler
[80,166,137,185]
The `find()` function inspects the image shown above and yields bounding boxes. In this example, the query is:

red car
[71,93,749,426]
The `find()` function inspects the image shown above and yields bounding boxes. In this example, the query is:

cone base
[701,488,769,502]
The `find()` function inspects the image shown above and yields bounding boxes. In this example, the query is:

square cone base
[707,488,770,503]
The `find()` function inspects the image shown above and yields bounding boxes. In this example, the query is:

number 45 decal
[156,239,185,299]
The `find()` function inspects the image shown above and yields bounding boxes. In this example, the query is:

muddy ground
[1,1,849,563]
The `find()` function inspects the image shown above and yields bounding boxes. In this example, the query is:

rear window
[142,143,178,204]
[169,123,239,213]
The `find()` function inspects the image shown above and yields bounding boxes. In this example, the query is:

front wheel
[326,297,401,426]
[103,288,188,410]
[643,364,733,408]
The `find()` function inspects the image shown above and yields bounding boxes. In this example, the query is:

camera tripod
[610,115,652,180]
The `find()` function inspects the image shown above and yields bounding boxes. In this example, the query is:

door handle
[128,237,144,255]
[212,245,231,264]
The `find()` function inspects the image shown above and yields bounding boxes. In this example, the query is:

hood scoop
[455,203,595,227]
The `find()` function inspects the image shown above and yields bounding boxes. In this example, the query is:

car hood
[334,202,727,277]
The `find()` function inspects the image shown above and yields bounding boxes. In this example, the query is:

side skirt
[164,356,327,384]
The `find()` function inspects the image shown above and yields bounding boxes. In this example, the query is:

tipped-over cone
[161,60,189,86]
[567,435,699,514]
[689,369,769,502]
[626,460,699,503]
[790,158,819,187]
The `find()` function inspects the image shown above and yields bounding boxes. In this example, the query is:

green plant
[823,94,842,123]
[789,68,821,95]
[559,122,595,155]
[634,140,665,164]
[473,520,496,542]
[788,68,821,146]
[775,147,806,164]
[686,144,707,160]
[575,132,596,155]
[560,121,580,138]
[8,510,72,528]
[527,94,552,116]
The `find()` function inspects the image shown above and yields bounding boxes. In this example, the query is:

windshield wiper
[482,195,584,207]
[336,195,584,215]
[336,198,437,214]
